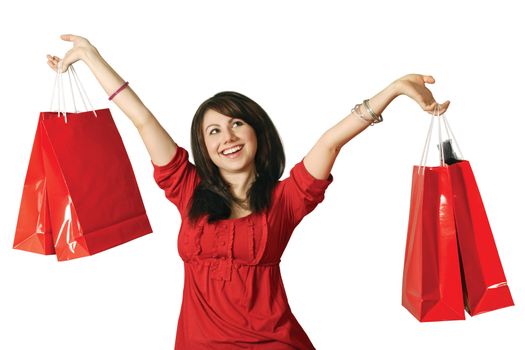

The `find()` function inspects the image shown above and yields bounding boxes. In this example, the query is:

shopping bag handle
[49,62,98,124]
[418,107,442,171]
[418,107,464,172]
[442,114,464,161]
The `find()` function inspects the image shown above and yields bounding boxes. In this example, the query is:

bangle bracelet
[108,81,129,101]
[352,103,375,124]
[363,99,383,124]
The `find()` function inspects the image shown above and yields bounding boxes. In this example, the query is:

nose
[222,127,238,144]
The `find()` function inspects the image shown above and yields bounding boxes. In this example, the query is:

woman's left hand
[393,74,450,115]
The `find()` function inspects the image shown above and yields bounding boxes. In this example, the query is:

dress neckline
[225,211,255,222]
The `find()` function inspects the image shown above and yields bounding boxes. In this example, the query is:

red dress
[152,146,333,350]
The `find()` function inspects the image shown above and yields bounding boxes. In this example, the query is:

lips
[221,144,243,156]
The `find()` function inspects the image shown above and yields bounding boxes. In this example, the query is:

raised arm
[303,74,450,180]
[46,34,177,166]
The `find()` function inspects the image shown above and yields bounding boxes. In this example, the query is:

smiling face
[202,109,258,177]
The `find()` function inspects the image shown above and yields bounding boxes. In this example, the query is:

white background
[1,1,524,349]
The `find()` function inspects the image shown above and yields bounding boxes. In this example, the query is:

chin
[217,159,256,174]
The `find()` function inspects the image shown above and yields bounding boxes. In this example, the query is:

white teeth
[222,145,242,155]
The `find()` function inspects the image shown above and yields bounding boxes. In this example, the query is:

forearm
[321,82,400,151]
[82,48,178,164]
[83,48,153,128]
[303,74,447,180]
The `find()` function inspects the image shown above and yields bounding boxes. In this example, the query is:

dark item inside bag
[439,139,462,165]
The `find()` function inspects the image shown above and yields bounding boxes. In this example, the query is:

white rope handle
[69,66,87,112]
[49,62,98,123]
[418,114,434,174]
[67,68,78,113]
[442,115,464,160]
[417,106,445,173]
[58,62,68,123]
[49,68,59,113]
[49,62,70,123]
[437,106,445,166]
[70,65,98,118]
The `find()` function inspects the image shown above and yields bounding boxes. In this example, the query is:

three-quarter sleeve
[151,146,200,215]
[280,157,334,228]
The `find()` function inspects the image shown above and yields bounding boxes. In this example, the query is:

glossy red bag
[14,66,152,261]
[403,113,513,321]
[402,165,465,321]
[13,119,55,255]
[448,160,514,315]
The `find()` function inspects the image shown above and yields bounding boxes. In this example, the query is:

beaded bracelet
[108,81,129,101]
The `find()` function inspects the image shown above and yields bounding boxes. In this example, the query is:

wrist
[388,79,404,98]
[82,46,102,66]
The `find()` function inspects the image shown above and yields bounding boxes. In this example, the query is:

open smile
[221,145,244,158]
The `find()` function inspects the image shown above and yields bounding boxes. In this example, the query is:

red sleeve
[280,158,334,228]
[151,146,200,216]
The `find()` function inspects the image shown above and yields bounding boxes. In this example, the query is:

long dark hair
[188,91,285,224]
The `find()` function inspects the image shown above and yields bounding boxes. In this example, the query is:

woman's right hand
[46,34,97,73]
[45,33,178,165]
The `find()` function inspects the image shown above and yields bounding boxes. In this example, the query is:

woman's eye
[210,128,219,135]
[233,121,243,127]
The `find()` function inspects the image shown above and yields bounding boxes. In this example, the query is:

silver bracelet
[351,103,375,124]
[363,99,383,124]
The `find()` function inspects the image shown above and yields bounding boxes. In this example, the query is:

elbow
[319,132,343,155]
[135,113,155,131]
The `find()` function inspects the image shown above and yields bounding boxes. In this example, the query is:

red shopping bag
[14,109,152,261]
[14,66,152,261]
[448,160,514,315]
[13,120,55,255]
[402,165,465,321]
[403,113,514,321]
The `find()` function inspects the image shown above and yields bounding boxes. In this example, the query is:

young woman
[47,34,449,350]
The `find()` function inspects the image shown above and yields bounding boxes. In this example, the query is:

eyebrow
[205,117,235,132]
[205,123,220,132]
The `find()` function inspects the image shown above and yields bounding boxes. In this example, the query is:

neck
[219,166,257,202]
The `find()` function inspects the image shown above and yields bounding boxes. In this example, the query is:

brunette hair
[188,91,285,223]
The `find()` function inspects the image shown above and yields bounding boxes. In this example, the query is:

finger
[438,100,451,114]
[46,61,57,72]
[423,75,435,84]
[422,101,437,112]
[424,101,450,115]
[47,54,58,62]
[47,56,60,71]
[60,34,79,43]
[57,60,68,73]
[46,54,66,72]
